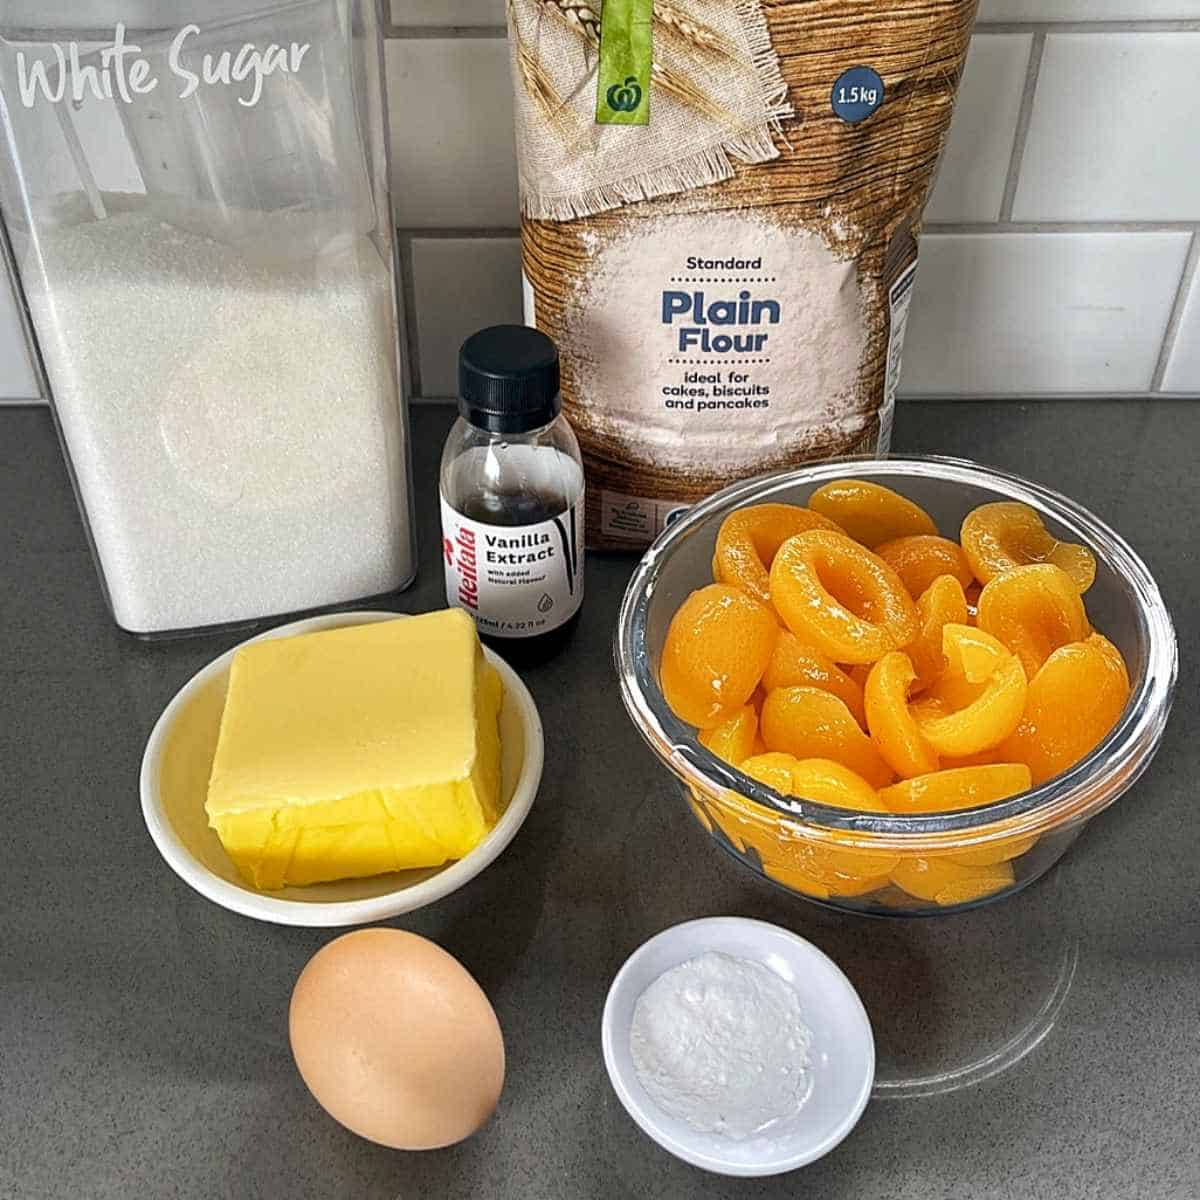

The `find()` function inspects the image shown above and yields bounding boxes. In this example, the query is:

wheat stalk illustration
[509,0,586,141]
[653,2,737,60]
[523,0,732,124]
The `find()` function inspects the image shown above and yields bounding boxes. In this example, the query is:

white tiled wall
[901,233,1190,395]
[3,4,1199,403]
[923,35,1031,225]
[918,20,1200,397]
[1014,35,1200,222]
[1162,271,1200,392]
[410,237,523,396]
[384,38,518,229]
[391,0,503,26]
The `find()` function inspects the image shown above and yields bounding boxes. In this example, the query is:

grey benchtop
[1,400,1197,1200]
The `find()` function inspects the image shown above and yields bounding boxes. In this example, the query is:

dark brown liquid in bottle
[458,485,581,667]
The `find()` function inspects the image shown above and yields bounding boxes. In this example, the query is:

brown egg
[288,929,504,1149]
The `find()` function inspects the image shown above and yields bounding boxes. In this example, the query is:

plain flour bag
[506,0,978,548]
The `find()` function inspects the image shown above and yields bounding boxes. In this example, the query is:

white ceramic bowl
[140,611,544,927]
[602,917,875,1177]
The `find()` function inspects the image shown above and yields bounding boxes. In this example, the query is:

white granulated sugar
[25,211,410,632]
[630,951,813,1140]
[565,210,867,475]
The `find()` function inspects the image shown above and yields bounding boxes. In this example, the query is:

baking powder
[630,951,813,1140]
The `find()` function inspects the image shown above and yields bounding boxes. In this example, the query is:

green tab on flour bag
[595,0,652,126]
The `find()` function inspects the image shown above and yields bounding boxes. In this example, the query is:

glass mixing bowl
[616,458,1177,916]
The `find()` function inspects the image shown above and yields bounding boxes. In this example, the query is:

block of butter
[205,610,503,890]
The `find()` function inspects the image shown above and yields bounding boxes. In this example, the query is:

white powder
[630,951,813,1140]
[563,211,870,476]
[25,210,412,633]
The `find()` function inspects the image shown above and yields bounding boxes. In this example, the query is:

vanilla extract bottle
[440,326,585,666]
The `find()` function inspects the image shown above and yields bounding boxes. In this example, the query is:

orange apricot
[769,530,919,664]
[702,776,804,866]
[703,791,774,861]
[699,704,759,767]
[912,625,1027,756]
[961,501,1096,592]
[998,633,1131,784]
[976,563,1089,679]
[740,754,898,891]
[906,575,970,690]
[921,665,987,713]
[712,503,840,605]
[740,751,810,799]
[762,860,833,899]
[891,855,1015,905]
[763,844,890,899]
[808,479,938,548]
[948,835,1038,868]
[741,753,886,812]
[762,632,867,727]
[879,763,1032,814]
[946,622,1010,682]
[933,872,1017,905]
[820,871,894,897]
[940,747,1002,769]
[864,652,939,778]
[660,584,777,728]
[876,535,974,599]
[761,687,894,788]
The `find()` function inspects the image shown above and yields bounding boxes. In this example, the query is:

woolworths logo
[605,75,642,114]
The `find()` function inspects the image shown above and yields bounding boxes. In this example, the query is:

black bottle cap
[458,325,561,434]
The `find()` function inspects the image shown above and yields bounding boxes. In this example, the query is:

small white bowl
[602,917,874,1177]
[140,611,544,927]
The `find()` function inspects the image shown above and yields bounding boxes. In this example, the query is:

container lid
[458,325,561,434]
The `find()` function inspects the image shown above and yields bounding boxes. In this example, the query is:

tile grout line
[392,234,415,400]
[1150,232,1199,392]
[401,228,522,240]
[38,17,1200,47]
[925,221,1200,234]
[38,17,1196,43]
[405,391,1200,405]
[5,392,1199,405]
[974,19,1200,35]
[898,390,1200,402]
[382,19,1200,40]
[998,31,1045,223]
[396,232,424,402]
[385,24,507,39]
[401,220,1193,237]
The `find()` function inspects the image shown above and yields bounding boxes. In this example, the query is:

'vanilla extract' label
[440,494,584,639]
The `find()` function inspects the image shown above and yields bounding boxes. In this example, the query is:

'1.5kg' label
[441,496,584,639]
